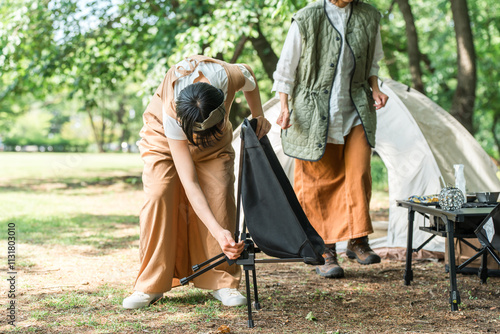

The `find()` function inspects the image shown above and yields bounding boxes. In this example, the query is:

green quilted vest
[282,0,381,161]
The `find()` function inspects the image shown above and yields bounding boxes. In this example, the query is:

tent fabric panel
[383,79,500,192]
[375,80,443,251]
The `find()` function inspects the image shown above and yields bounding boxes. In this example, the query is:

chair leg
[252,268,261,310]
[244,269,254,328]
[479,250,488,284]
[486,247,500,265]
[179,256,229,286]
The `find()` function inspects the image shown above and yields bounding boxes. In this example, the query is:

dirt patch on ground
[4,242,500,333]
[2,181,499,333]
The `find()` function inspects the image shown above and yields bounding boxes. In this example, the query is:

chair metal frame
[471,204,500,283]
[180,121,318,328]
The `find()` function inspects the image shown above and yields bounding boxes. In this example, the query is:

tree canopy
[1,0,499,160]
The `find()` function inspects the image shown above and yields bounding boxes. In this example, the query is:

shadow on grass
[159,290,210,305]
[25,285,229,333]
[0,175,143,192]
[4,213,139,252]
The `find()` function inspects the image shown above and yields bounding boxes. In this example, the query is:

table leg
[445,216,460,311]
[479,249,488,284]
[404,209,414,285]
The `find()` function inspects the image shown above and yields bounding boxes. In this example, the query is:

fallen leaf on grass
[216,325,231,333]
[344,298,358,304]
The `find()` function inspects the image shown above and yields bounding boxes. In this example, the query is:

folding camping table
[397,200,495,311]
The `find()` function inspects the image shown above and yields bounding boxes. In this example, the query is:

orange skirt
[293,125,373,244]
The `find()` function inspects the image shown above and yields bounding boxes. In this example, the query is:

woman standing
[123,55,271,309]
[273,0,389,278]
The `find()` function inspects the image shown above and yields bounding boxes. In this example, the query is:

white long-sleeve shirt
[272,2,384,144]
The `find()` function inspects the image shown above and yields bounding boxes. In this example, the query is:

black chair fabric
[475,203,500,250]
[240,119,325,265]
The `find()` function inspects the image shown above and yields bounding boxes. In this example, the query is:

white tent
[233,79,500,254]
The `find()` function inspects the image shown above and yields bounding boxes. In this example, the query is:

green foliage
[469,0,500,161]
[0,0,64,128]
[2,102,91,151]
[379,0,457,108]
[0,0,499,158]
[371,154,389,192]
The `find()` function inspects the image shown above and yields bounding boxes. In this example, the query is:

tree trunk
[214,52,225,61]
[449,0,477,134]
[100,112,107,152]
[249,22,278,80]
[230,35,249,63]
[116,102,129,152]
[85,108,105,153]
[395,0,425,93]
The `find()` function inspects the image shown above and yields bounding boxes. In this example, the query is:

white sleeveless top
[163,60,256,140]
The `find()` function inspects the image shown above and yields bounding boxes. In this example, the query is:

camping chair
[180,118,325,327]
[460,203,500,283]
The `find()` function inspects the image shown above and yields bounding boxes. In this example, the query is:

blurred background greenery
[1,0,499,165]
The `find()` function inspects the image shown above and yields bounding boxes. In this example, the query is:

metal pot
[475,192,500,203]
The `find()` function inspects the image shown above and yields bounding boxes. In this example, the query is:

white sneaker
[212,288,247,307]
[122,291,163,309]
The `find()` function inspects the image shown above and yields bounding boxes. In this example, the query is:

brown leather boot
[346,236,381,265]
[315,245,344,278]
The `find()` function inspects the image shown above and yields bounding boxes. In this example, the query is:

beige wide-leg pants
[294,125,373,245]
[133,95,241,294]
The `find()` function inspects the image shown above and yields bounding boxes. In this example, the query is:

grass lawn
[0,152,144,184]
[0,152,435,334]
[0,152,144,246]
[0,153,146,333]
[1,153,499,334]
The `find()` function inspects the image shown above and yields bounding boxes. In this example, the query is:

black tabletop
[396,200,495,221]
